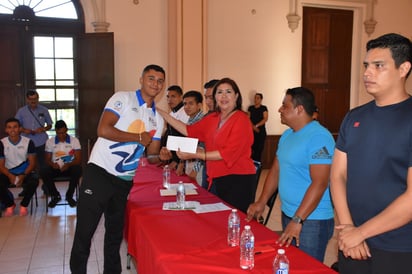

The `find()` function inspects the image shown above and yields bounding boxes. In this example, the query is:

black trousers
[338,248,412,274]
[251,131,266,162]
[213,173,257,213]
[40,165,82,198]
[0,173,39,207]
[70,164,133,274]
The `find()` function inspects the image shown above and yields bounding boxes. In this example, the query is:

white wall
[207,0,301,134]
[80,0,412,135]
[105,0,168,92]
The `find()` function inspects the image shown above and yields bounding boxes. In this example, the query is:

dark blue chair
[253,160,278,226]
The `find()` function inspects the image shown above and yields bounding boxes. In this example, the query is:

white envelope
[166,136,198,153]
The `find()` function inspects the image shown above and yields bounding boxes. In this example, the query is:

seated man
[41,120,82,208]
[161,85,189,172]
[0,117,39,217]
[180,90,205,187]
[160,91,206,187]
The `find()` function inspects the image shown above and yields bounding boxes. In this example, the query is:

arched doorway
[0,0,114,166]
[0,0,84,137]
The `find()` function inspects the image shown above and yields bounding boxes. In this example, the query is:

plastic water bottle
[176,181,185,209]
[240,225,254,270]
[163,164,170,189]
[273,249,289,274]
[227,209,240,247]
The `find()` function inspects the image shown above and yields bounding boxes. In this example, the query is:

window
[34,36,77,137]
[0,0,83,137]
[0,0,77,20]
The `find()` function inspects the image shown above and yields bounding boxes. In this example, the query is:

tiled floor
[0,171,337,274]
[0,182,136,274]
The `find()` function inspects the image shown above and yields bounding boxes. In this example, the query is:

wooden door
[0,26,25,138]
[302,7,353,134]
[0,27,114,166]
[77,33,114,166]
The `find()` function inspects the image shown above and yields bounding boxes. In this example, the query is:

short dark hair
[183,90,203,104]
[167,85,183,95]
[55,120,67,130]
[204,79,219,89]
[255,93,263,100]
[26,89,38,98]
[213,78,243,112]
[5,117,20,127]
[142,64,166,77]
[286,87,317,116]
[367,33,412,78]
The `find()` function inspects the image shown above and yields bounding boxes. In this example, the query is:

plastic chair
[253,160,262,208]
[253,160,262,184]
[252,160,278,226]
[263,189,278,226]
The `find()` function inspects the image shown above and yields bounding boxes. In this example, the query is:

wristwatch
[292,215,304,224]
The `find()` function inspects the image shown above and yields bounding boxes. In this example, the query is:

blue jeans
[281,212,334,262]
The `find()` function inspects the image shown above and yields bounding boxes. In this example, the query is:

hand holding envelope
[166,136,198,153]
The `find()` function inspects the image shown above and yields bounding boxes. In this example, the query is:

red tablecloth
[125,163,337,274]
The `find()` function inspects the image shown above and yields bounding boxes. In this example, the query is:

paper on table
[160,183,198,196]
[168,183,197,190]
[166,136,198,153]
[160,188,198,196]
[192,202,232,214]
[163,201,200,210]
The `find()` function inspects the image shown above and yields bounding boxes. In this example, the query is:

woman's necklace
[218,110,236,128]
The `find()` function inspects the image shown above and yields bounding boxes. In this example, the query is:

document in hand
[166,136,198,153]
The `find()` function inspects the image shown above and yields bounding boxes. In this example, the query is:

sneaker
[4,204,16,217]
[48,196,61,208]
[19,206,28,216]
[66,197,77,207]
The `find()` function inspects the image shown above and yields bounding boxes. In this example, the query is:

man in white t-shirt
[41,120,82,208]
[70,64,165,274]
[161,85,189,171]
[0,117,38,217]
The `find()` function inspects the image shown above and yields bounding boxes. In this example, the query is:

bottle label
[176,184,185,209]
[163,168,170,188]
[245,240,254,249]
[228,221,240,229]
[276,263,289,274]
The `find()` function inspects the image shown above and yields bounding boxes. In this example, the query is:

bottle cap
[232,209,237,212]
[244,225,251,230]
[278,249,285,254]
